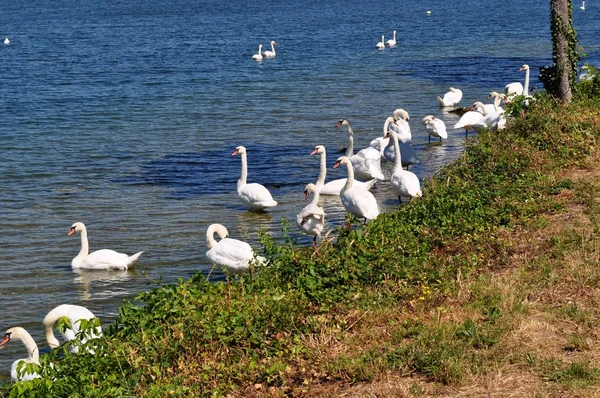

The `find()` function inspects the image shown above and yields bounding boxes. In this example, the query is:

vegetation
[2,78,600,397]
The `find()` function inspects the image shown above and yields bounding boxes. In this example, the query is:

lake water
[0,0,598,381]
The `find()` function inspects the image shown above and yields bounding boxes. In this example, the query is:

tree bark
[551,0,573,103]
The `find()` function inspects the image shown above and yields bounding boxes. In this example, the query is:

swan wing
[341,187,380,220]
[78,249,136,270]
[206,238,254,272]
[238,183,277,209]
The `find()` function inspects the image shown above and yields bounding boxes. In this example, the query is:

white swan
[263,40,276,58]
[436,87,463,107]
[310,145,376,196]
[43,304,102,354]
[487,92,507,129]
[581,1,585,10]
[472,100,504,131]
[453,104,486,136]
[252,44,263,61]
[0,327,41,382]
[335,119,385,181]
[376,35,385,49]
[383,112,420,167]
[333,156,380,223]
[231,146,278,211]
[422,115,448,142]
[68,222,143,270]
[3,37,9,45]
[391,108,412,142]
[504,64,530,99]
[296,183,326,244]
[205,224,264,272]
[386,31,396,47]
[387,130,422,202]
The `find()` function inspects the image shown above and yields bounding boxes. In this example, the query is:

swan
[333,156,380,223]
[43,304,102,354]
[376,35,385,49]
[472,101,503,131]
[386,129,422,202]
[504,64,530,100]
[382,112,421,167]
[390,108,412,142]
[205,223,264,272]
[231,146,278,211]
[487,92,507,129]
[310,145,376,195]
[422,115,448,142]
[296,183,326,244]
[252,44,263,61]
[3,37,9,45]
[263,40,276,58]
[0,327,41,382]
[68,222,143,270]
[436,87,463,107]
[386,31,396,47]
[453,104,486,136]
[579,65,595,81]
[581,1,585,10]
[335,119,385,181]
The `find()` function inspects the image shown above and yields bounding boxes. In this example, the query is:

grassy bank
[2,77,600,397]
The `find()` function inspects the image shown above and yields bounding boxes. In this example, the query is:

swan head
[271,41,277,45]
[304,183,317,200]
[471,102,486,114]
[231,146,246,156]
[333,156,350,169]
[0,327,29,348]
[335,119,350,128]
[206,224,229,248]
[449,87,458,92]
[520,64,529,72]
[68,222,86,236]
[392,108,409,122]
[311,145,325,156]
[422,115,435,125]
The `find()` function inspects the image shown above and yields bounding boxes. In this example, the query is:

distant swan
[581,1,585,10]
[376,35,385,49]
[311,145,376,195]
[3,37,9,45]
[296,183,326,244]
[0,327,41,382]
[252,44,263,61]
[422,115,448,142]
[205,223,264,272]
[43,304,102,354]
[386,31,396,47]
[231,146,277,211]
[436,87,463,107]
[333,156,380,223]
[68,222,144,270]
[263,41,276,58]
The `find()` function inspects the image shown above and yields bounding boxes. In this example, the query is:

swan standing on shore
[453,104,486,136]
[0,327,41,382]
[205,223,264,272]
[68,222,144,270]
[231,146,278,212]
[336,119,385,181]
[43,304,102,354]
[252,44,263,61]
[263,41,277,58]
[333,156,380,223]
[387,130,422,202]
[311,145,376,195]
[436,87,463,107]
[376,35,385,49]
[296,183,326,245]
[422,115,448,142]
[386,31,396,47]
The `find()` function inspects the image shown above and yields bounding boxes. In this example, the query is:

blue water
[0,0,598,381]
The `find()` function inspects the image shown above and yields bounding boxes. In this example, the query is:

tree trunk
[551,0,573,103]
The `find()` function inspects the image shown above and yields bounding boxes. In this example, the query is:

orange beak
[67,227,76,236]
[304,190,310,200]
[333,161,341,169]
[310,149,318,156]
[0,334,10,347]
[231,149,239,156]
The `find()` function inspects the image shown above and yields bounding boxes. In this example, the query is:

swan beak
[333,161,341,169]
[310,149,318,156]
[68,227,76,236]
[304,190,310,200]
[231,149,239,156]
[0,333,11,347]
[335,121,342,128]
[470,105,477,111]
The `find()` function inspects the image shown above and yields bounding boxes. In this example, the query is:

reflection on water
[72,269,134,301]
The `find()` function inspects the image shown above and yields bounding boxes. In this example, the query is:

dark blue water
[0,0,598,380]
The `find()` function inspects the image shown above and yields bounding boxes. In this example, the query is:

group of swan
[376,30,397,49]
[453,92,506,135]
[1,304,101,382]
[252,41,277,61]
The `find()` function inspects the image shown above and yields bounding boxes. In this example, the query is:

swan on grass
[376,35,385,49]
[0,327,41,382]
[333,156,380,223]
[205,223,264,273]
[310,145,376,196]
[252,44,263,61]
[263,40,277,58]
[422,115,448,142]
[504,64,530,100]
[68,222,143,270]
[386,30,396,47]
[436,87,463,107]
[43,304,102,354]
[231,145,278,211]
[296,183,326,245]
[335,119,385,181]
[386,129,422,203]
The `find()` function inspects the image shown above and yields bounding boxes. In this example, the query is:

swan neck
[43,315,62,349]
[78,228,89,259]
[238,152,248,189]
[343,161,354,192]
[345,127,354,157]
[316,151,326,186]
[15,330,39,362]
[523,68,530,95]
[392,133,402,171]
[494,96,502,111]
[310,189,321,206]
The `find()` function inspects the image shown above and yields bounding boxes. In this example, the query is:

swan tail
[436,96,447,107]
[364,179,377,190]
[127,251,144,266]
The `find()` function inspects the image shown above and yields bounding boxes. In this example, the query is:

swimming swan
[436,87,463,107]
[263,41,276,58]
[231,146,278,211]
[68,222,143,270]
[376,35,385,49]
[252,44,263,61]
[386,31,396,47]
